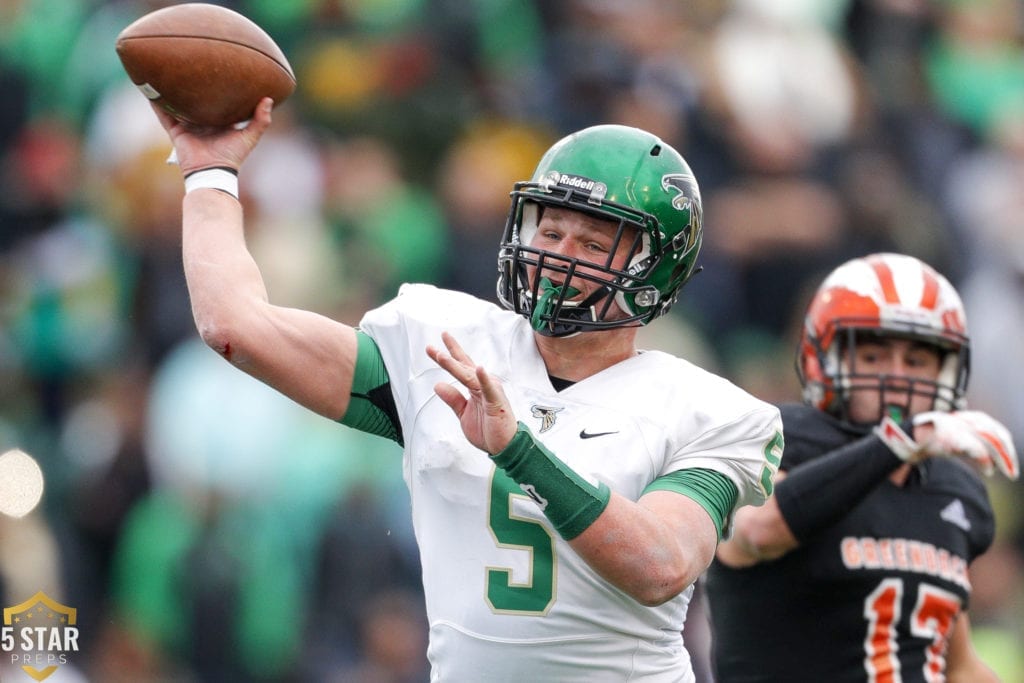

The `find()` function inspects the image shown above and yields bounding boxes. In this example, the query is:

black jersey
[705,403,995,683]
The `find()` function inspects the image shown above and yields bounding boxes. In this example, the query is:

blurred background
[0,0,1022,681]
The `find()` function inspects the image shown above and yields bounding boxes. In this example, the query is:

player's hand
[427,331,518,455]
[913,410,1020,481]
[151,96,273,176]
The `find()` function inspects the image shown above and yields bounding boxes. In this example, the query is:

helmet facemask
[803,321,970,427]
[498,191,670,337]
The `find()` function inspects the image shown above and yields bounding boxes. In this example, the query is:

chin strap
[531,277,581,331]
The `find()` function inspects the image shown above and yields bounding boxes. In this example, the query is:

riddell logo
[2,592,80,681]
[555,173,597,191]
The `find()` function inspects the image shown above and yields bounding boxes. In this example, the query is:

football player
[152,97,783,682]
[706,252,1018,682]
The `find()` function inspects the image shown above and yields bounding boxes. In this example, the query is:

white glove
[874,416,922,463]
[913,410,1020,481]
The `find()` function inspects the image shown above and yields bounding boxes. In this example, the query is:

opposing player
[706,253,1018,682]
[153,97,783,681]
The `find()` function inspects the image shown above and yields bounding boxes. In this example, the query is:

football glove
[875,411,1019,481]
[913,410,1019,481]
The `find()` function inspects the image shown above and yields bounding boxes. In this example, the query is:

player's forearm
[720,434,910,566]
[945,614,1002,683]
[570,492,715,606]
[181,189,360,419]
[774,434,904,544]
[947,662,1001,683]
[716,490,798,567]
[182,189,270,357]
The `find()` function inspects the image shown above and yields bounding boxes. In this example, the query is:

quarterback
[153,97,782,682]
[706,253,1018,682]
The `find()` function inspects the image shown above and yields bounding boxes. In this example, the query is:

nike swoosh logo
[580,429,618,439]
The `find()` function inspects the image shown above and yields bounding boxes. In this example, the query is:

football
[115,3,296,127]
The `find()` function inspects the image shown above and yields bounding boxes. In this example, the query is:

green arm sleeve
[491,422,611,540]
[643,468,738,540]
[338,330,403,445]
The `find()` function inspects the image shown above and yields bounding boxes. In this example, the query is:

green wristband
[492,422,611,540]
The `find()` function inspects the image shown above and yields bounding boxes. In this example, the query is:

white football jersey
[359,285,781,682]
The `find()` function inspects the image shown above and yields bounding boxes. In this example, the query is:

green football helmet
[497,124,703,337]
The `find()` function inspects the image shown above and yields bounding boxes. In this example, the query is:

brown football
[115,3,296,126]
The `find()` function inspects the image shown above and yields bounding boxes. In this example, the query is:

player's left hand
[913,410,1020,481]
[427,331,519,455]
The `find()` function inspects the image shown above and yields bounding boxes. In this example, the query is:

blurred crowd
[1,0,1023,681]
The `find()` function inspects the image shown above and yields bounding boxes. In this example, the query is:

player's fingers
[476,366,508,411]
[1001,453,1020,481]
[943,429,996,475]
[243,98,274,139]
[149,102,179,130]
[441,331,475,366]
[425,343,442,364]
[433,381,467,415]
[964,413,1019,480]
[964,445,996,477]
[937,427,986,458]
[427,344,479,391]
[976,429,1019,480]
[949,411,1019,480]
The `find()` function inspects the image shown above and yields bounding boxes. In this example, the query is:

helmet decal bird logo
[661,173,701,214]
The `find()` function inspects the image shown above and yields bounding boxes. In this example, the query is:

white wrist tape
[184,167,239,199]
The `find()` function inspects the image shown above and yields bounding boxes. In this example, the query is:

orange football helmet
[797,253,970,424]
